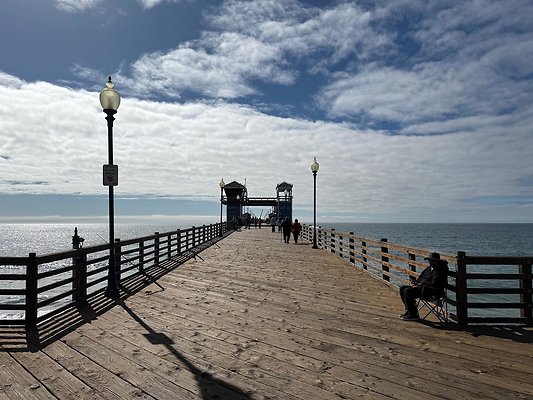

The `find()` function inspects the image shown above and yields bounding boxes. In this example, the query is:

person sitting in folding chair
[399,252,448,321]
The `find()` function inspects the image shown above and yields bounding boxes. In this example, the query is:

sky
[0,0,532,223]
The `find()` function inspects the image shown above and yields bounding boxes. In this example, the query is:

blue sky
[1,0,532,223]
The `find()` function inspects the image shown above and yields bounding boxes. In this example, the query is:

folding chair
[417,294,448,322]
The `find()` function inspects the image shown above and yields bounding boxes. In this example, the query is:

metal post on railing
[349,232,355,265]
[456,251,468,326]
[26,253,38,329]
[381,238,389,282]
[519,262,532,324]
[154,232,160,266]
[192,226,196,248]
[330,228,336,254]
[318,226,322,248]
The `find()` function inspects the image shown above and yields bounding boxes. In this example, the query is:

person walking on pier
[281,217,292,243]
[270,217,277,232]
[399,252,448,321]
[292,219,302,244]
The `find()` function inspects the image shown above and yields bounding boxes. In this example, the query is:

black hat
[424,252,441,261]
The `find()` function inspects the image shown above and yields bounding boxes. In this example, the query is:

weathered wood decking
[1,228,532,399]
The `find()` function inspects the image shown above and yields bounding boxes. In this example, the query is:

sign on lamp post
[103,164,118,186]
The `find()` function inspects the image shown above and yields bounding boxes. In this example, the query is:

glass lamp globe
[219,179,225,189]
[99,76,121,111]
[311,157,319,173]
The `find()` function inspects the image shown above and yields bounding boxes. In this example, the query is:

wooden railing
[0,222,228,328]
[302,225,533,326]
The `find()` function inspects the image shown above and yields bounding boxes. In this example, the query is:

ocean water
[321,223,533,256]
[0,217,219,257]
[1,221,531,257]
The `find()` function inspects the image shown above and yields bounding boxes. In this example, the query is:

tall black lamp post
[311,157,319,249]
[219,178,225,236]
[100,76,121,298]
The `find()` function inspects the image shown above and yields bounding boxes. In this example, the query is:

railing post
[519,262,532,324]
[192,226,196,248]
[26,253,38,329]
[456,251,468,326]
[381,238,389,282]
[362,240,367,270]
[176,230,179,254]
[166,233,171,259]
[72,228,87,306]
[177,229,182,255]
[73,251,87,306]
[139,240,145,274]
[330,228,336,254]
[318,226,322,248]
[408,253,416,283]
[154,232,160,265]
[338,232,344,258]
[349,232,355,265]
[115,238,121,286]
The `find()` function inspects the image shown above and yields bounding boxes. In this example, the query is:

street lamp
[100,76,121,298]
[311,157,319,249]
[219,178,225,236]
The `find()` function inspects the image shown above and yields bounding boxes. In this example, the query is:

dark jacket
[281,219,292,234]
[416,262,448,297]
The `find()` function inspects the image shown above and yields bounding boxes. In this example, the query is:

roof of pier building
[276,182,293,191]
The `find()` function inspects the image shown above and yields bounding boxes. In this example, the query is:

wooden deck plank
[6,338,106,400]
[0,351,56,400]
[1,228,532,400]
[37,339,154,399]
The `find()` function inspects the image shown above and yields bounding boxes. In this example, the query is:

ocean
[322,222,533,256]
[1,221,531,258]
[0,217,219,257]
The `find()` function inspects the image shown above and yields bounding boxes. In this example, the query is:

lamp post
[219,178,225,236]
[100,76,121,298]
[311,157,319,249]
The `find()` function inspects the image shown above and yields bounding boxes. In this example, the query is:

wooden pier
[1,228,532,399]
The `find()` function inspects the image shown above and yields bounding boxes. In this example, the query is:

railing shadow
[118,300,251,400]
[0,235,229,352]
[420,320,533,343]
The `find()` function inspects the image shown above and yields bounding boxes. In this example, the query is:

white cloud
[1,72,532,221]
[316,1,533,125]
[137,0,183,9]
[119,32,292,99]
[0,72,24,88]
[73,2,392,101]
[208,1,392,69]
[55,0,103,13]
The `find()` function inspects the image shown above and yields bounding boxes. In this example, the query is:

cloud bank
[2,0,533,222]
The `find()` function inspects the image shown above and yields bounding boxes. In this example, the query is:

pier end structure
[221,180,293,223]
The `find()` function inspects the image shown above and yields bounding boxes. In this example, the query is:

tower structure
[276,182,293,221]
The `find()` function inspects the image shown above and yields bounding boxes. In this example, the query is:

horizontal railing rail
[0,222,228,328]
[302,224,533,326]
